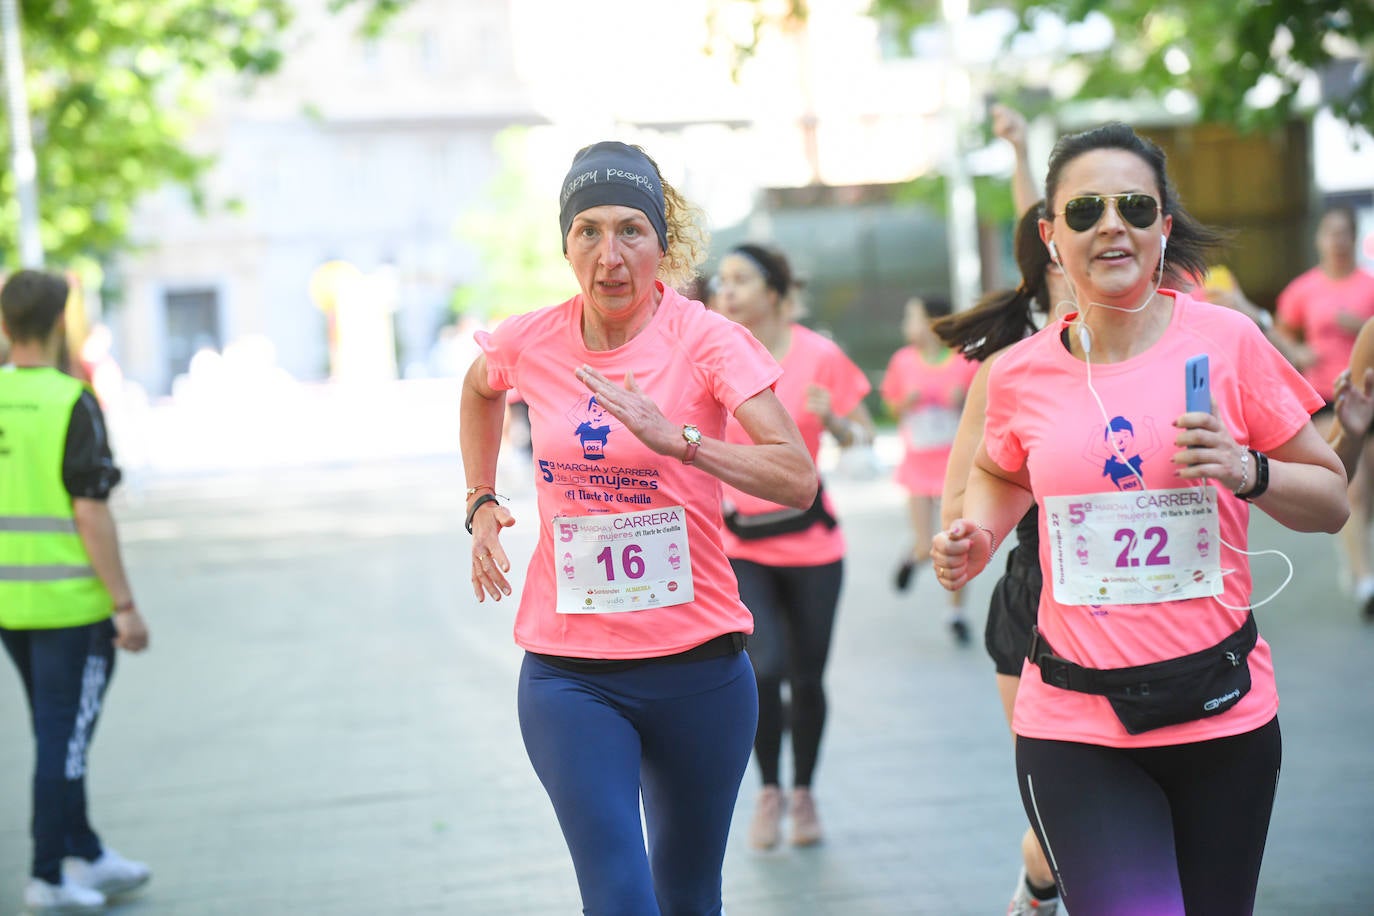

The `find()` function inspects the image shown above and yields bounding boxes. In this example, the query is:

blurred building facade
[110,0,960,396]
[113,0,544,394]
[108,0,1374,398]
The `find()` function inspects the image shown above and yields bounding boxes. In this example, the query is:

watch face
[683,425,702,444]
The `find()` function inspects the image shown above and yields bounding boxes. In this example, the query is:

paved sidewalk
[1,455,1371,914]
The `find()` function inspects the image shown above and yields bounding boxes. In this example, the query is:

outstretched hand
[575,365,679,457]
[1334,367,1374,441]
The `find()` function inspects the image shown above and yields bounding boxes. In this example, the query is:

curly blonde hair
[659,178,710,287]
[632,145,709,288]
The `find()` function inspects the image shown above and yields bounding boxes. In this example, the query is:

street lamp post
[941,0,980,313]
[1,0,43,267]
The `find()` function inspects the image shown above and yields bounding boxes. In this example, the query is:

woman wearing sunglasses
[932,122,1348,915]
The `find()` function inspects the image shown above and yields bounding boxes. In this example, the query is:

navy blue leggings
[1,620,115,883]
[730,558,842,787]
[1017,717,1281,916]
[518,650,757,916]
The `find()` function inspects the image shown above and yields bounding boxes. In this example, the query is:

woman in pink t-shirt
[460,141,816,915]
[882,294,978,642]
[1276,207,1374,615]
[933,200,1074,915]
[713,243,873,852]
[932,123,1348,915]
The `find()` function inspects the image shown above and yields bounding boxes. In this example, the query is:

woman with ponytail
[931,202,1071,915]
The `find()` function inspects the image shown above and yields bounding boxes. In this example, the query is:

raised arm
[992,104,1039,218]
[1174,409,1348,534]
[806,382,876,449]
[575,366,817,510]
[933,443,1035,590]
[1246,424,1349,532]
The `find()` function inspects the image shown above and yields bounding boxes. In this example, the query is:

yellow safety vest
[0,367,112,629]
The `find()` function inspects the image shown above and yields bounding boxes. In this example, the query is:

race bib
[1043,486,1223,606]
[902,406,960,450]
[553,506,694,614]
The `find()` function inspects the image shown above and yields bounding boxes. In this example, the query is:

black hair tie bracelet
[466,492,502,534]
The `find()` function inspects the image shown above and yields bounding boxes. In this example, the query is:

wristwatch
[681,424,702,465]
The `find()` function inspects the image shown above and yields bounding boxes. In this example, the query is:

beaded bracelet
[1232,448,1250,497]
[975,523,999,558]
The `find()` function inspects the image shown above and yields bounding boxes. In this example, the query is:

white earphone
[1049,240,1060,265]
[1160,234,1168,257]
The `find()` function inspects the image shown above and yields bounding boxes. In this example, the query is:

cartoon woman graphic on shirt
[572,395,612,460]
[1083,415,1162,492]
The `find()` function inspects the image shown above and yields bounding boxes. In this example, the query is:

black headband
[729,244,789,297]
[558,141,668,254]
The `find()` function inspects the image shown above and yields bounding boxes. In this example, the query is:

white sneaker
[22,878,106,914]
[1007,865,1060,915]
[62,847,151,897]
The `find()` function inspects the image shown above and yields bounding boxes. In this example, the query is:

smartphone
[1185,354,1211,414]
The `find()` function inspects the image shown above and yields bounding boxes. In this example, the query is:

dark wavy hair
[931,204,1050,362]
[729,243,796,299]
[1043,122,1228,283]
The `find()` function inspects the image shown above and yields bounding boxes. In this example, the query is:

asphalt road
[1,453,1370,914]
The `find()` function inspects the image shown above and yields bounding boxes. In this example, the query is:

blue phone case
[1185,355,1210,414]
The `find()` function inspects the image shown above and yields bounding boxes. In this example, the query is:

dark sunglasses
[1054,194,1159,232]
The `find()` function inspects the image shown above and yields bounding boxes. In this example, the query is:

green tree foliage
[720,2,1371,134]
[0,0,410,269]
[870,0,1373,135]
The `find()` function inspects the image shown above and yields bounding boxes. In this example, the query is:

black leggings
[730,558,843,788]
[1016,717,1281,916]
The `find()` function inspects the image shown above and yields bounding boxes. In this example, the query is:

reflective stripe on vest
[0,515,78,533]
[0,564,96,580]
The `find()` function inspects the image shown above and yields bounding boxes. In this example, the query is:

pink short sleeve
[983,344,1030,473]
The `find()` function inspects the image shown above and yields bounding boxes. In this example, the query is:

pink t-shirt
[720,324,871,567]
[477,284,782,659]
[881,346,979,496]
[1276,266,1374,401]
[985,291,1321,748]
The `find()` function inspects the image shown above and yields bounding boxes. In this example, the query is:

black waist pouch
[723,482,836,541]
[1027,613,1257,735]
